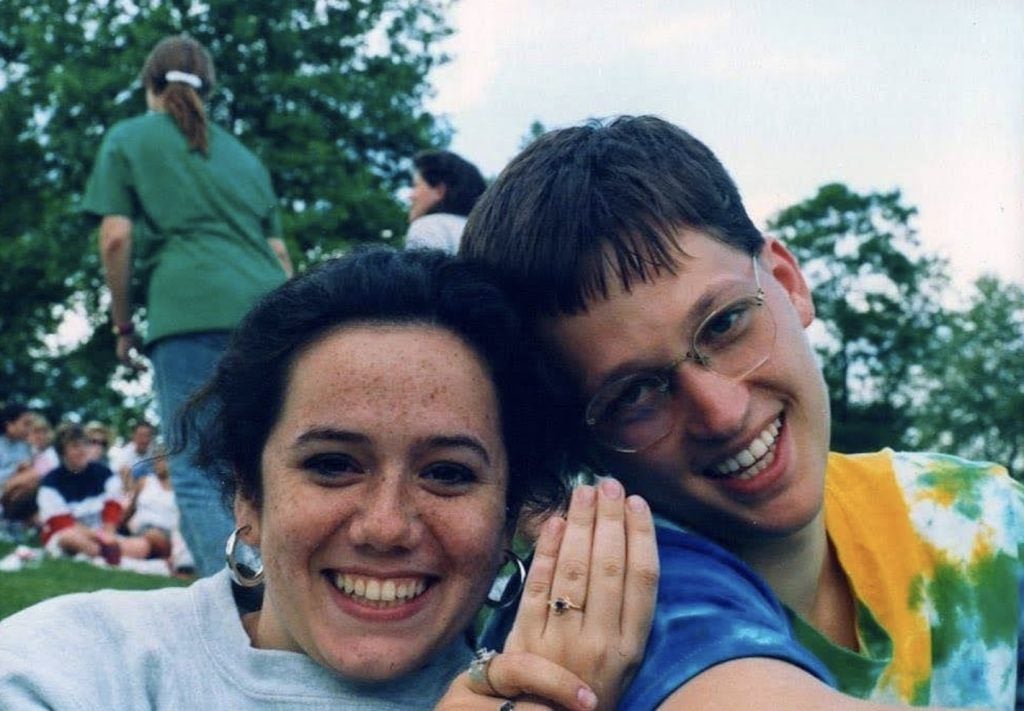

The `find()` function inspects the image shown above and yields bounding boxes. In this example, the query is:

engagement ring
[548,596,584,614]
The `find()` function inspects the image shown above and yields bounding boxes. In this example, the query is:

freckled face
[241,324,509,682]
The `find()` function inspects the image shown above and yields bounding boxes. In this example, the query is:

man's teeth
[332,573,428,606]
[710,418,781,480]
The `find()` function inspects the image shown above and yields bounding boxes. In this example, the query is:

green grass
[0,540,190,620]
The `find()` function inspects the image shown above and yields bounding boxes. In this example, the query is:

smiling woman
[0,248,658,710]
[244,324,513,681]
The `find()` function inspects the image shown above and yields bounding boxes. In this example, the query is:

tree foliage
[519,119,547,151]
[769,183,1022,479]
[910,276,1024,476]
[768,183,949,453]
[0,0,452,428]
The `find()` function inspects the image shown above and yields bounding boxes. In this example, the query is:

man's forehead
[535,237,758,389]
[578,232,752,311]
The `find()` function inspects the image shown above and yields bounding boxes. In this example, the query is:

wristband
[112,322,135,337]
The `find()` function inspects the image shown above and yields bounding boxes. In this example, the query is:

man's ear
[763,237,815,327]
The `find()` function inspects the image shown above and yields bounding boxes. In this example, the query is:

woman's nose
[348,479,422,552]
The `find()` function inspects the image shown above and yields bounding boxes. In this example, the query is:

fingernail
[599,477,623,499]
[576,485,596,505]
[544,515,565,536]
[627,495,647,512]
[577,686,598,710]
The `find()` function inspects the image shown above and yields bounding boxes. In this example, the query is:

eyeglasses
[89,439,108,447]
[583,255,776,453]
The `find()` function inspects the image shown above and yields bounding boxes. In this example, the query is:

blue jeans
[149,332,234,578]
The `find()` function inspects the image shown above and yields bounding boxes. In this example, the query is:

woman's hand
[503,478,659,710]
[436,479,658,711]
[435,649,598,710]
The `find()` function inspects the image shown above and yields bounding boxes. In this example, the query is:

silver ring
[468,648,498,695]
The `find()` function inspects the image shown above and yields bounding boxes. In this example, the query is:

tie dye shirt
[789,450,1024,709]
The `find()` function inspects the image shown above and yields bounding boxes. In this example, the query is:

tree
[910,275,1024,479]
[767,183,949,453]
[0,0,453,427]
[519,119,547,150]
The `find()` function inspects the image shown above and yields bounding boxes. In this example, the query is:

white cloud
[629,7,734,49]
[430,0,1024,286]
[427,0,515,113]
[627,5,846,81]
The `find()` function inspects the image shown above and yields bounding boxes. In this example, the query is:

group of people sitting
[0,407,192,573]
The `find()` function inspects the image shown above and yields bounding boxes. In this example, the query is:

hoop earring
[486,549,526,609]
[225,525,264,588]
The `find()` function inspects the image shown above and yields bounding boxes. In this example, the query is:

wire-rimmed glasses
[584,255,776,453]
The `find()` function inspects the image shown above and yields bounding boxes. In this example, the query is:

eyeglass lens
[586,278,775,453]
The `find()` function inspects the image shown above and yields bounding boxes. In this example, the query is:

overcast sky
[425,0,1023,288]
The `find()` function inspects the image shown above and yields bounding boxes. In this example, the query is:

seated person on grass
[0,403,35,524]
[38,423,159,565]
[121,446,178,560]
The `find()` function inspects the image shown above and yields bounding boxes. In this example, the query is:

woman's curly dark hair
[178,247,571,524]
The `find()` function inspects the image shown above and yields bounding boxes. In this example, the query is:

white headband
[165,70,202,89]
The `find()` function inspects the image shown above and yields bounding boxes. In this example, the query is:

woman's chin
[316,637,446,684]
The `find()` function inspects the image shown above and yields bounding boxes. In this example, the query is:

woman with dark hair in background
[82,34,293,577]
[405,150,487,254]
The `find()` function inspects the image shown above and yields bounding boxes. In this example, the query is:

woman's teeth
[709,417,781,480]
[332,574,428,607]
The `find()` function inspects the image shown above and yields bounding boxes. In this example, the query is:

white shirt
[109,444,151,474]
[405,213,468,254]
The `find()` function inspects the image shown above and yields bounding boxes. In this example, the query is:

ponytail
[162,83,208,154]
[140,35,216,156]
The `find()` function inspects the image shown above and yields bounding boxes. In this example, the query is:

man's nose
[673,363,751,441]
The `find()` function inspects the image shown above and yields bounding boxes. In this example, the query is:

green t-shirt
[82,112,287,344]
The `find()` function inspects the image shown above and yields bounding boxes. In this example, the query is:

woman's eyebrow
[294,429,493,466]
[294,428,369,447]
[419,435,491,466]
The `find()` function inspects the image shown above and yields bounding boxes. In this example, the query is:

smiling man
[463,115,1024,710]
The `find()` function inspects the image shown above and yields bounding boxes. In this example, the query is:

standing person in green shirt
[83,34,293,577]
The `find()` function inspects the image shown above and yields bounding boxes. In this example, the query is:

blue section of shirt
[619,517,834,708]
[0,436,32,485]
[481,517,834,709]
